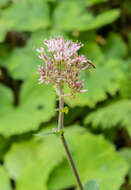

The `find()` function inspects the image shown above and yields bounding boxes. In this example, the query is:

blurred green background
[0,0,131,190]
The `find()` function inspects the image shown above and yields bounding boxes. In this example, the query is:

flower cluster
[36,37,95,96]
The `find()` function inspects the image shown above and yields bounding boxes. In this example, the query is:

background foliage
[0,0,131,190]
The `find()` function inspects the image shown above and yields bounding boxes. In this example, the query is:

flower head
[36,36,95,96]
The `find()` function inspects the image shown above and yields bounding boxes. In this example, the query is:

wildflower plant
[36,37,95,190]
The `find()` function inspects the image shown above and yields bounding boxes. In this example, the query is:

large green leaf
[5,140,38,180]
[102,33,128,59]
[80,42,104,64]
[4,125,84,180]
[0,48,36,79]
[0,166,12,190]
[47,129,128,190]
[120,148,131,184]
[0,0,50,42]
[4,126,65,190]
[65,59,123,107]
[0,77,56,136]
[4,126,128,190]
[84,100,131,136]
[85,9,120,31]
[5,132,64,190]
[53,1,120,31]
[53,1,94,31]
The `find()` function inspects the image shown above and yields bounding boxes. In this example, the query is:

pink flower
[36,36,95,96]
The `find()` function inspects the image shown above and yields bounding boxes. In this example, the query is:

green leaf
[53,1,120,31]
[1,48,36,79]
[53,1,94,31]
[63,106,69,114]
[5,126,129,190]
[65,59,123,107]
[84,180,99,190]
[120,148,131,184]
[80,42,104,64]
[5,129,64,190]
[16,159,51,190]
[0,0,50,42]
[57,106,69,114]
[120,149,131,167]
[47,129,129,190]
[84,100,131,137]
[0,77,56,136]
[0,166,12,190]
[35,129,65,138]
[5,140,38,180]
[34,131,55,137]
[102,33,128,59]
[85,9,121,30]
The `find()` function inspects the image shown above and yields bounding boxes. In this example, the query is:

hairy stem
[58,82,83,190]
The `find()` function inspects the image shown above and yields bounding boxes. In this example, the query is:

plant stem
[58,83,64,131]
[61,134,83,190]
[58,83,83,190]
